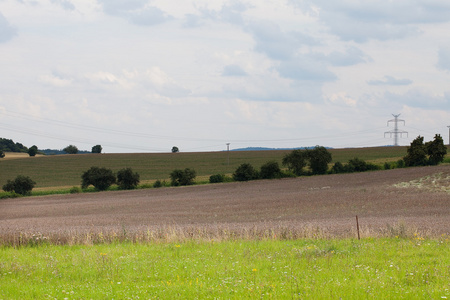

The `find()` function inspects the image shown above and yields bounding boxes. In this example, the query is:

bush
[383,162,391,170]
[425,134,447,165]
[170,168,196,186]
[81,167,116,191]
[346,158,379,172]
[403,136,427,167]
[233,163,259,181]
[209,174,225,183]
[330,161,346,174]
[396,159,405,168]
[117,168,140,190]
[153,180,164,188]
[260,161,282,179]
[69,186,81,194]
[2,175,36,195]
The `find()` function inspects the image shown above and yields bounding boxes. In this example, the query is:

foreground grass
[1,238,449,299]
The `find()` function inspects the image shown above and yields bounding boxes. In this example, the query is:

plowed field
[1,165,449,241]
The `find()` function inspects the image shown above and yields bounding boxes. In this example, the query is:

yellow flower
[252,268,257,272]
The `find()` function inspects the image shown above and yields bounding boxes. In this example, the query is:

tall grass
[0,237,449,299]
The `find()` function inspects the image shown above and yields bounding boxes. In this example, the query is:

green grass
[0,147,412,189]
[0,237,449,299]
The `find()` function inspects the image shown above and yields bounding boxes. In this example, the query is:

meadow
[0,238,449,299]
[0,146,410,189]
[1,147,449,299]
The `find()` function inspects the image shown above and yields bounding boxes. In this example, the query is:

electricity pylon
[384,114,408,146]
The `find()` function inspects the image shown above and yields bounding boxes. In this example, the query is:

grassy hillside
[0,146,412,189]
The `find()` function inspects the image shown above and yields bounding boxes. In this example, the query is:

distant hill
[39,149,90,155]
[231,146,332,151]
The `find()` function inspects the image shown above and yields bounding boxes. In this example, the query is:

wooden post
[356,215,360,240]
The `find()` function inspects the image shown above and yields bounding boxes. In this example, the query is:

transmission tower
[384,114,408,146]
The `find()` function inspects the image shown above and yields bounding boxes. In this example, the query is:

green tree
[2,175,36,195]
[282,150,307,176]
[64,145,79,154]
[117,168,140,190]
[425,134,447,165]
[92,145,102,154]
[0,150,5,158]
[27,145,38,157]
[306,146,332,175]
[172,146,179,153]
[260,161,282,179]
[81,167,116,190]
[170,168,196,186]
[403,136,427,167]
[233,163,259,181]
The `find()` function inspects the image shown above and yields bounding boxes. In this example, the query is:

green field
[1,237,449,299]
[0,146,411,189]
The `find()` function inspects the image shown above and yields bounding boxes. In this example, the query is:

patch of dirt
[0,165,449,239]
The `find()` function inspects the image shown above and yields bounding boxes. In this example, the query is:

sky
[0,0,449,153]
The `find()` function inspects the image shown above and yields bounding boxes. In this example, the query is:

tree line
[1,134,447,197]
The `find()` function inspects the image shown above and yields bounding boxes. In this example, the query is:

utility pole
[447,126,450,146]
[384,114,408,146]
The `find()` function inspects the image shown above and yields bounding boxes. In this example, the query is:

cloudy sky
[1,0,449,153]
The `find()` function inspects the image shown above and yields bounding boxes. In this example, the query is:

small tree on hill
[233,163,259,181]
[92,145,102,154]
[2,175,36,195]
[170,168,196,186]
[260,161,282,179]
[64,145,79,154]
[306,146,332,175]
[172,146,179,153]
[117,168,140,189]
[403,136,428,167]
[0,150,5,158]
[28,145,38,157]
[81,166,116,190]
[282,150,307,176]
[425,134,447,165]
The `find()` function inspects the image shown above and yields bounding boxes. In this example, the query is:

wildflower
[252,268,257,272]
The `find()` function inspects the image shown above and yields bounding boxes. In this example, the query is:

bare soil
[1,165,449,240]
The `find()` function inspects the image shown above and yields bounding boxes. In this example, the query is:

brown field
[0,165,449,244]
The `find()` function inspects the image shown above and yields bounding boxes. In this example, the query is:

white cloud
[368,76,413,86]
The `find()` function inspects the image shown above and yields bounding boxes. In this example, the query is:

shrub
[330,161,346,174]
[170,168,196,186]
[153,180,164,188]
[81,167,116,191]
[383,162,391,170]
[0,150,4,158]
[209,174,225,183]
[260,161,282,179]
[233,163,259,181]
[396,159,405,168]
[117,168,140,190]
[425,134,447,165]
[2,175,36,195]
[27,145,38,157]
[91,145,102,154]
[69,186,81,194]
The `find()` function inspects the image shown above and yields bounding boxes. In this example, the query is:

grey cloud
[98,0,171,26]
[222,64,247,77]
[197,0,250,26]
[0,12,17,43]
[368,76,413,86]
[50,0,75,11]
[277,59,336,82]
[437,47,450,72]
[292,0,450,42]
[248,21,299,60]
[313,46,372,66]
